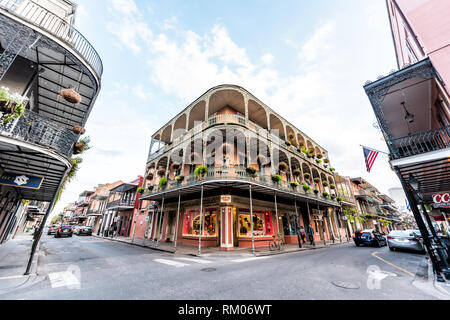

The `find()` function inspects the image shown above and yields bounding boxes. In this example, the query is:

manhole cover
[331,281,360,289]
[201,268,217,272]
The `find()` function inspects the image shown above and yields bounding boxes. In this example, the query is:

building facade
[0,0,102,244]
[364,0,450,280]
[140,85,344,252]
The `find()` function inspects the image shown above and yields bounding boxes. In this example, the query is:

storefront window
[183,208,217,236]
[238,209,269,237]
[282,212,300,236]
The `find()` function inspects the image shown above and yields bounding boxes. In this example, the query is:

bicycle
[269,235,284,251]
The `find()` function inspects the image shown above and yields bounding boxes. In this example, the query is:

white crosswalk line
[231,256,271,263]
[175,257,212,264]
[153,259,189,268]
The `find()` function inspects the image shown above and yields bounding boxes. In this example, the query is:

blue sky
[53,0,401,214]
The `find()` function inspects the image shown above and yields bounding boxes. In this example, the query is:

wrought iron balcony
[144,166,340,206]
[0,109,77,157]
[106,199,136,210]
[389,126,450,160]
[0,0,103,78]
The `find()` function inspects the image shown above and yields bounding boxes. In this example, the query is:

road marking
[231,256,271,263]
[175,257,212,264]
[0,275,26,280]
[372,252,416,277]
[153,259,189,268]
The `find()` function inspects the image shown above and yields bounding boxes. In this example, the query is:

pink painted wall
[388,0,450,95]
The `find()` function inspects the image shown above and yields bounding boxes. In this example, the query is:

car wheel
[389,246,394,251]
[355,243,360,247]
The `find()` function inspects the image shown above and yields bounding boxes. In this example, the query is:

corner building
[141,85,343,251]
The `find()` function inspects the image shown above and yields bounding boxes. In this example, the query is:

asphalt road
[0,233,446,300]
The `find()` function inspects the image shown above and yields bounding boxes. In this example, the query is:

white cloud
[261,53,274,65]
[111,0,138,15]
[299,21,336,63]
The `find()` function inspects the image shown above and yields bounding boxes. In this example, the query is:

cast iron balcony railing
[106,199,135,210]
[0,0,103,78]
[144,166,340,206]
[0,109,77,157]
[390,125,450,160]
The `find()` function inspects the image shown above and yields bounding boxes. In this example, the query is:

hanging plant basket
[272,175,282,184]
[137,187,145,194]
[314,177,320,183]
[298,142,305,148]
[246,166,257,176]
[316,154,323,159]
[72,125,86,135]
[60,88,82,104]
[314,189,319,195]
[330,184,336,190]
[323,181,329,187]
[278,162,289,172]
[0,101,15,114]
[323,192,330,199]
[290,182,299,189]
[288,134,295,140]
[73,142,85,155]
[324,159,330,164]
[159,178,168,189]
[146,172,154,180]
[304,172,311,179]
[157,168,166,177]
[303,184,311,193]
[147,185,155,191]
[175,175,185,183]
[293,169,301,177]
[194,166,208,180]
[285,141,292,147]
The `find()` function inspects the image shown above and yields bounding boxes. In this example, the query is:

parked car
[47,225,60,235]
[353,229,387,247]
[387,230,425,253]
[76,226,92,236]
[54,226,73,238]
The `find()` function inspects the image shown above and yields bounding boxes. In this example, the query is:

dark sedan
[353,229,387,247]
[54,226,73,238]
[76,226,92,236]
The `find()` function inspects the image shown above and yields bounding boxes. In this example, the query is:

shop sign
[432,193,450,208]
[0,171,44,190]
[221,195,232,204]
[433,216,445,222]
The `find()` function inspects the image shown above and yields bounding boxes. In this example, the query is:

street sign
[0,171,44,190]
[221,195,232,204]
[432,193,450,208]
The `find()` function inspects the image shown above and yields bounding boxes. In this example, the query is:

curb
[92,235,175,254]
[254,241,352,257]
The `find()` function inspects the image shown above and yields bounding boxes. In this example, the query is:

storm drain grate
[331,281,360,289]
[201,268,217,272]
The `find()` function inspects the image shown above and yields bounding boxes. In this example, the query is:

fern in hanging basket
[288,134,295,140]
[246,166,257,176]
[175,175,185,183]
[73,136,91,155]
[313,189,319,195]
[316,154,323,159]
[304,172,311,179]
[60,88,82,104]
[322,181,329,187]
[137,187,145,194]
[290,182,299,189]
[159,178,168,189]
[170,162,181,171]
[72,125,86,135]
[194,166,208,179]
[314,177,320,183]
[298,142,305,148]
[316,159,322,164]
[303,184,311,193]
[330,184,336,190]
[146,172,154,180]
[147,185,155,191]
[271,174,282,184]
[330,168,336,172]
[324,159,330,164]
[337,196,343,204]
[293,168,301,177]
[278,162,289,172]
[323,192,330,198]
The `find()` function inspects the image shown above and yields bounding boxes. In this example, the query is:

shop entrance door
[166,211,176,242]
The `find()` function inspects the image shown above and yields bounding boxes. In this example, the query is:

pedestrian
[109,223,115,238]
[307,224,315,246]
[299,225,306,244]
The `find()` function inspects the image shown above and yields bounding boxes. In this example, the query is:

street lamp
[408,175,420,192]
[402,102,415,123]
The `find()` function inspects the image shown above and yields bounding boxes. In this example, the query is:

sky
[52,0,403,216]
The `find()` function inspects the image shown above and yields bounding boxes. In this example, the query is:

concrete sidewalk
[93,234,353,257]
[0,233,40,294]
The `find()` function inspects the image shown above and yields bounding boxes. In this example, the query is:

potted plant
[72,125,86,135]
[290,182,299,190]
[0,89,27,124]
[324,159,330,164]
[246,166,257,176]
[157,168,166,177]
[314,189,319,195]
[337,196,343,204]
[159,178,168,189]
[314,177,320,183]
[316,154,323,159]
[288,134,295,140]
[285,140,292,147]
[146,172,154,180]
[330,184,336,190]
[137,187,145,194]
[304,172,311,180]
[271,174,282,184]
[175,175,185,183]
[331,194,336,200]
[278,162,289,172]
[73,136,91,155]
[293,169,301,177]
[323,192,330,199]
[330,168,336,172]
[60,88,82,104]
[147,185,155,191]
[316,159,322,164]
[323,181,329,187]
[194,165,208,180]
[303,184,311,193]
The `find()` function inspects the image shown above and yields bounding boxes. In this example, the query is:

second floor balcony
[106,199,136,211]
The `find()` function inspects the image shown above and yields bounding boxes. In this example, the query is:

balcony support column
[249,185,255,255]
[174,192,181,252]
[198,185,204,255]
[156,196,165,246]
[274,193,281,251]
[295,199,302,248]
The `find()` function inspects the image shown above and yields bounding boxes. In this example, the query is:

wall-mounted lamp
[408,175,419,192]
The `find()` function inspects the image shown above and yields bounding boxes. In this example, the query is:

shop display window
[183,208,217,236]
[238,209,270,237]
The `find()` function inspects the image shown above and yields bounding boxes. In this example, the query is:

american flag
[363,147,379,173]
